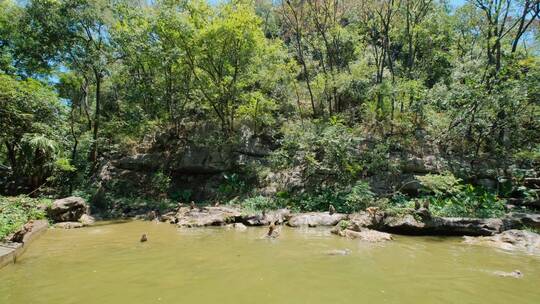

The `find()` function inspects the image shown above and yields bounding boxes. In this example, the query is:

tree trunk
[90,70,101,164]
[5,141,16,171]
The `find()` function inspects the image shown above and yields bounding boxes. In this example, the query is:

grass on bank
[0,196,51,241]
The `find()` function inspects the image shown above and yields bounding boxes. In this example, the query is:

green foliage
[239,195,282,212]
[426,185,506,218]
[170,189,193,203]
[0,0,539,218]
[0,195,51,240]
[271,120,364,187]
[343,181,376,212]
[218,173,247,197]
[283,180,376,214]
[150,170,171,196]
[416,173,463,196]
[0,73,68,189]
[389,182,506,218]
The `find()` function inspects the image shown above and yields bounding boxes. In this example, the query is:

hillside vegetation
[0,0,539,217]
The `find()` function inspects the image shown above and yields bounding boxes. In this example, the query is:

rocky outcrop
[379,215,504,236]
[54,222,84,229]
[176,206,241,227]
[241,209,291,226]
[463,230,540,254]
[325,249,351,255]
[115,148,230,174]
[79,214,96,226]
[226,223,247,230]
[401,155,444,174]
[345,209,504,236]
[46,196,89,223]
[503,213,540,230]
[287,212,348,227]
[1,220,48,270]
[332,227,393,242]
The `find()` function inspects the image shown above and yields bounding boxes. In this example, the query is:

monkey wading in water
[140,234,148,242]
[266,221,279,238]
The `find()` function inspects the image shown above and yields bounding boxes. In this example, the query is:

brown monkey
[10,221,34,243]
[329,204,336,215]
[140,234,148,242]
[267,221,279,238]
[414,200,421,210]
[423,200,430,210]
[366,206,379,216]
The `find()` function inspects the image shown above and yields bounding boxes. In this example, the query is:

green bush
[388,179,506,218]
[0,196,52,241]
[343,181,375,211]
[239,195,283,212]
[150,170,171,196]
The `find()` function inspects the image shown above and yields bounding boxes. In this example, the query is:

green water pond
[1,220,539,304]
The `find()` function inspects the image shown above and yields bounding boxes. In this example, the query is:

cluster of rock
[464,230,540,255]
[46,196,95,229]
[156,205,352,230]
[147,203,540,253]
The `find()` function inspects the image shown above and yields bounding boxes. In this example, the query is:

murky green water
[1,221,539,304]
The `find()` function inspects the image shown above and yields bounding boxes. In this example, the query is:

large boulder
[463,230,540,254]
[504,213,540,230]
[241,209,291,226]
[345,209,504,236]
[347,211,385,230]
[380,214,503,236]
[287,212,348,227]
[332,227,393,242]
[427,217,504,236]
[79,214,96,226]
[54,222,84,229]
[176,206,241,227]
[401,155,444,174]
[46,196,89,223]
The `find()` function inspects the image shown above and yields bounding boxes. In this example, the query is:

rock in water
[325,249,351,256]
[287,212,347,227]
[176,206,241,227]
[464,230,540,254]
[493,270,523,278]
[79,214,96,226]
[332,226,393,242]
[54,222,84,229]
[46,196,89,222]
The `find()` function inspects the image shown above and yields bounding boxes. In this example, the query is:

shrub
[343,181,376,211]
[150,170,171,196]
[416,172,463,196]
[239,195,283,212]
[0,196,51,240]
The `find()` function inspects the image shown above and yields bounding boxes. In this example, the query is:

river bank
[2,195,540,271]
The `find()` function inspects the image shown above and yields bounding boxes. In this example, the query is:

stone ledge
[0,220,48,270]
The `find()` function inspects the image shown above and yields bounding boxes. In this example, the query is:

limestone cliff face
[92,126,539,212]
[93,127,273,204]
